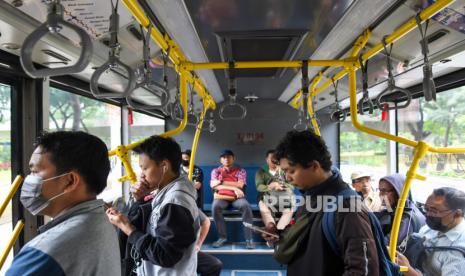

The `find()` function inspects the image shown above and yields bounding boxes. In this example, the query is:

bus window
[339,108,390,187]
[47,87,122,202]
[0,83,12,273]
[398,86,465,203]
[128,111,165,175]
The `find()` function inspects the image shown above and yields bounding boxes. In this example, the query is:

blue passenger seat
[200,165,260,212]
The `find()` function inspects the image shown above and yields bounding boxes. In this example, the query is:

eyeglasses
[421,205,453,217]
[378,188,395,194]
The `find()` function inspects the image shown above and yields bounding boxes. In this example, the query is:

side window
[339,109,390,187]
[398,87,465,203]
[0,83,12,272]
[128,111,165,174]
[47,87,123,202]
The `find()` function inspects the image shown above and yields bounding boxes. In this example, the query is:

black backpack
[404,234,465,271]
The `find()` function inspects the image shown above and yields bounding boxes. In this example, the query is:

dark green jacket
[255,166,294,200]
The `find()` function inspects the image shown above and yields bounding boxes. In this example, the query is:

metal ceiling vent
[216,30,307,78]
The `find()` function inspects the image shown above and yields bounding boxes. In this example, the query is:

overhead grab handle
[358,56,374,115]
[416,14,436,102]
[90,0,136,99]
[20,0,93,78]
[126,24,169,110]
[329,79,347,123]
[219,61,247,120]
[375,37,412,111]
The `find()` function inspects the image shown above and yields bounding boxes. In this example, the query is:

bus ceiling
[0,0,464,112]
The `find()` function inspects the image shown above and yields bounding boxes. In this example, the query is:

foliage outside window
[398,86,465,202]
[0,84,12,273]
[48,87,123,202]
[339,109,390,187]
[128,111,165,174]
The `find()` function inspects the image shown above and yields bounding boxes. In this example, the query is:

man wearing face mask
[180,149,204,208]
[6,131,121,276]
[397,187,465,276]
[106,135,200,276]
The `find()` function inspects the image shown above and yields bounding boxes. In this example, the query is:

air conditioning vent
[41,49,71,62]
[216,30,307,78]
[127,25,143,41]
[426,29,449,44]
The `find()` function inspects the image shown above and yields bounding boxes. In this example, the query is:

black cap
[182,149,192,156]
[220,149,234,157]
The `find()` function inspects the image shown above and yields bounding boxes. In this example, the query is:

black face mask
[426,216,448,232]
[181,160,189,167]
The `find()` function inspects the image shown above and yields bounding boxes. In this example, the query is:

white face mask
[20,173,70,216]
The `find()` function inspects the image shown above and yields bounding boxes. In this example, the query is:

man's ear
[64,171,80,192]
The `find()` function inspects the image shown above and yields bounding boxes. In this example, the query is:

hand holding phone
[243,222,279,239]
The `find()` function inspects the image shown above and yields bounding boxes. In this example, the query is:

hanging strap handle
[358,56,374,115]
[416,14,436,102]
[90,0,136,99]
[126,24,169,110]
[375,37,411,111]
[20,0,93,78]
[220,61,247,120]
[330,79,346,123]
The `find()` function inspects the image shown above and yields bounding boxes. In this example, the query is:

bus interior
[1,0,465,275]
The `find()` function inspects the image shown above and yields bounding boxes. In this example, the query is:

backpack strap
[425,246,465,257]
[322,188,360,257]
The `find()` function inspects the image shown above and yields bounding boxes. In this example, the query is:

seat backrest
[200,165,260,210]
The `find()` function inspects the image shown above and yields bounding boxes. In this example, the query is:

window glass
[339,109,390,187]
[48,87,122,202]
[128,111,165,174]
[398,86,465,202]
[0,83,12,274]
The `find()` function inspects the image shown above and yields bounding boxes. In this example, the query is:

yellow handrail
[0,176,23,218]
[108,69,190,183]
[0,220,24,270]
[184,60,346,70]
[188,105,208,181]
[122,0,216,111]
[291,0,455,107]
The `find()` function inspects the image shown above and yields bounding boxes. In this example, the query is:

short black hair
[266,149,275,157]
[433,187,465,215]
[275,130,332,171]
[182,149,192,157]
[35,131,110,195]
[133,135,181,175]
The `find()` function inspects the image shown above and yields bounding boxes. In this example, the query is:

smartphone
[243,222,279,239]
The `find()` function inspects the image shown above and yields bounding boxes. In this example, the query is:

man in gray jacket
[6,131,121,276]
[107,135,200,276]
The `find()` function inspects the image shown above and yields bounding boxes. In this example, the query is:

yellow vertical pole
[0,176,23,217]
[388,142,429,260]
[0,220,24,269]
[188,106,207,180]
[160,70,189,138]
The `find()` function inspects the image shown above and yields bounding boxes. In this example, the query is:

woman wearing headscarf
[376,173,426,249]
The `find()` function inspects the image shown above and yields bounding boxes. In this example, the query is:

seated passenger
[397,187,465,276]
[351,171,383,211]
[256,149,294,230]
[210,149,254,249]
[376,173,425,247]
[106,136,199,275]
[180,149,204,208]
[6,131,120,276]
[197,210,223,276]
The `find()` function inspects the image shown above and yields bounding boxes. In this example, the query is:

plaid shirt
[211,166,247,191]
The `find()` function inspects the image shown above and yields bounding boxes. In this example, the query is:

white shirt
[418,219,465,276]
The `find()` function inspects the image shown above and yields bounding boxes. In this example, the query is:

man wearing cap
[210,149,254,249]
[351,171,382,212]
